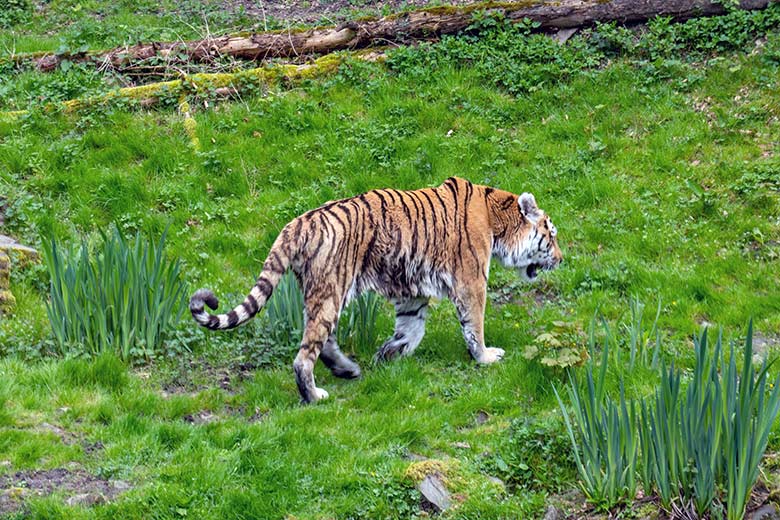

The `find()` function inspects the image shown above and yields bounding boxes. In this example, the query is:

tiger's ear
[518,193,541,222]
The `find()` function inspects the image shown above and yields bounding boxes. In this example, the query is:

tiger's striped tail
[189,244,290,331]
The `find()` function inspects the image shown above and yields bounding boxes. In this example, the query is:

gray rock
[65,493,102,507]
[752,332,780,365]
[486,475,505,487]
[553,28,578,44]
[404,452,428,462]
[750,504,780,520]
[0,251,13,314]
[0,235,38,315]
[418,473,450,513]
[0,235,38,257]
[110,480,132,492]
[543,505,565,520]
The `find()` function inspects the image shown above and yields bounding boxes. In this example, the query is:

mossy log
[22,0,772,73]
[0,53,361,120]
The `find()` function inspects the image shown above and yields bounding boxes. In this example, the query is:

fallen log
[20,0,773,73]
[0,52,376,120]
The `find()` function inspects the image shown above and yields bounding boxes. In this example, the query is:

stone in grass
[552,28,578,44]
[0,235,39,261]
[110,480,132,492]
[66,493,105,507]
[0,235,39,315]
[404,460,453,514]
[419,473,450,513]
[750,504,780,520]
[0,251,14,315]
[543,504,565,520]
[486,475,505,488]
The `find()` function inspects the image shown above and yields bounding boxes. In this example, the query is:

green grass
[1,6,780,519]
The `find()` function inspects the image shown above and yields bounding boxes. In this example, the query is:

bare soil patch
[0,468,130,514]
[151,359,255,398]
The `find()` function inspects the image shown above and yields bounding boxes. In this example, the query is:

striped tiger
[190,177,562,403]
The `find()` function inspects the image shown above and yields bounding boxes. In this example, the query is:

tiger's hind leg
[293,298,339,403]
[321,334,362,379]
[375,298,429,362]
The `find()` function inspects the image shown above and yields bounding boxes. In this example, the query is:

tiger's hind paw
[476,347,505,364]
[313,387,329,401]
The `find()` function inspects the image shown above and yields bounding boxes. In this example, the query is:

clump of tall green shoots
[555,322,639,510]
[265,271,305,348]
[337,291,383,354]
[557,321,780,519]
[265,271,383,353]
[42,227,188,362]
[624,296,662,371]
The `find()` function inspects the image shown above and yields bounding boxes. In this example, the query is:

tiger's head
[489,190,563,282]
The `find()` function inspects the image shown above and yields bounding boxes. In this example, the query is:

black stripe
[257,277,273,295]
[360,232,377,274]
[324,206,347,234]
[392,190,412,223]
[207,315,220,329]
[432,189,450,226]
[420,190,438,228]
[410,192,429,253]
[397,304,427,317]
[244,293,259,313]
[444,181,460,267]
[356,194,376,227]
[293,218,303,238]
[462,181,483,275]
[227,310,239,327]
[406,193,422,260]
[265,251,285,273]
[458,186,467,260]
[335,204,356,269]
[317,213,340,273]
[346,201,364,272]
[306,228,326,272]
[241,301,254,317]
[374,190,389,217]
[384,189,398,204]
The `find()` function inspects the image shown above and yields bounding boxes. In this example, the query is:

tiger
[190,176,563,403]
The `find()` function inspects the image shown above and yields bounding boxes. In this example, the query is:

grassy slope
[1,8,780,520]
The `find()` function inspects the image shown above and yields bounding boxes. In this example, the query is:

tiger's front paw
[313,387,330,401]
[476,347,505,364]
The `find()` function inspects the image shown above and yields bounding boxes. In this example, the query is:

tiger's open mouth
[526,263,541,280]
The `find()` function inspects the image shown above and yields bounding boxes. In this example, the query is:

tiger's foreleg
[452,286,505,364]
[320,334,362,379]
[375,298,429,362]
